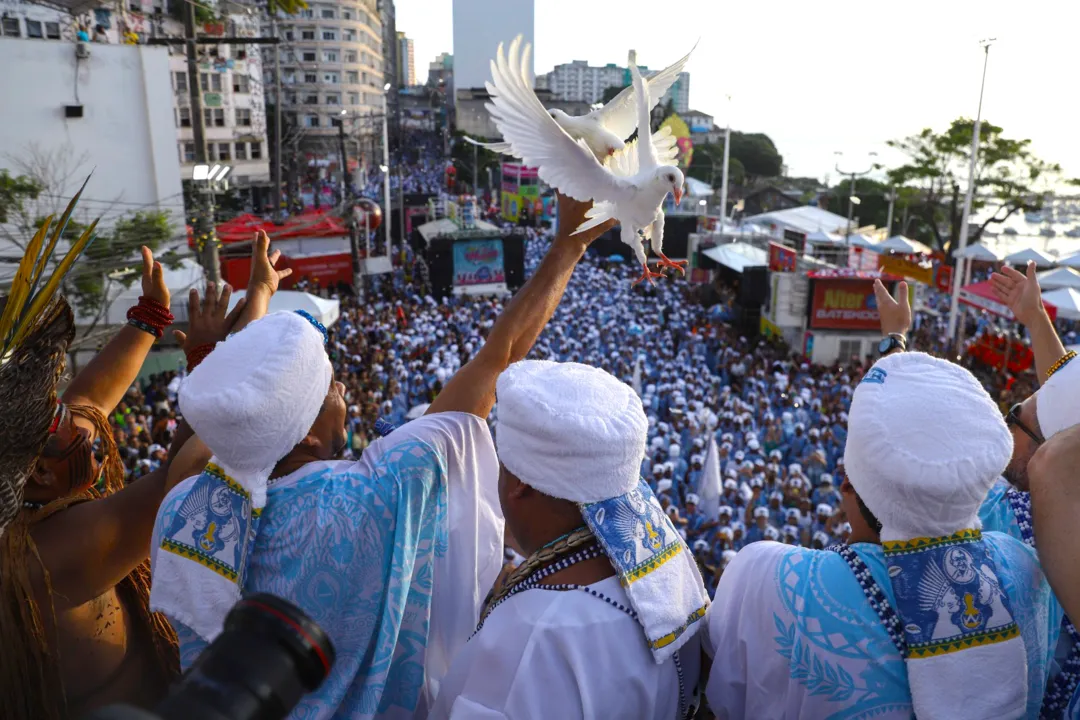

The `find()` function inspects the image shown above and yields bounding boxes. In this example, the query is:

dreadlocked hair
[479,526,596,625]
[0,404,179,720]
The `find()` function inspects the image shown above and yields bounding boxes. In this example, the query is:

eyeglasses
[1006,403,1043,446]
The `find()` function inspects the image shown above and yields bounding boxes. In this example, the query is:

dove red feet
[633,263,666,286]
[656,252,688,276]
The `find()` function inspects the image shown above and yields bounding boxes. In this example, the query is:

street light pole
[718,95,731,230]
[885,186,897,237]
[184,0,219,283]
[947,39,996,344]
[271,16,283,219]
[834,151,878,246]
[381,83,393,257]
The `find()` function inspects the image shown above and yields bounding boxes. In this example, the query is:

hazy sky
[396,0,1078,185]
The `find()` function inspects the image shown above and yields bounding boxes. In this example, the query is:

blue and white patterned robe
[151,412,504,720]
[705,535,1062,719]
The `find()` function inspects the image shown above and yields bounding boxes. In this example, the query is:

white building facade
[0,35,184,253]
[538,60,690,113]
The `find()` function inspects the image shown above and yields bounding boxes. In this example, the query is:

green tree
[728,132,783,184]
[0,170,42,224]
[883,118,1060,254]
[687,142,745,188]
[601,85,624,105]
[450,131,503,193]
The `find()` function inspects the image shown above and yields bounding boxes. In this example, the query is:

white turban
[1036,355,1080,439]
[496,361,647,503]
[845,352,1011,540]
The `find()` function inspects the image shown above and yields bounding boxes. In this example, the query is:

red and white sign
[809,278,884,331]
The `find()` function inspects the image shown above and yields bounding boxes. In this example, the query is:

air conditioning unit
[75,42,90,59]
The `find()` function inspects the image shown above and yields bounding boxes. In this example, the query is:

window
[182,142,196,163]
[305,115,320,128]
[45,22,60,39]
[284,30,294,41]
[25,19,42,38]
[174,71,188,92]
[321,29,336,41]
[345,50,357,63]
[1,17,20,36]
[346,71,358,84]
[304,93,319,104]
[303,72,317,83]
[235,48,247,60]
[177,107,191,127]
[299,8,313,17]
[203,108,225,127]
[347,92,359,105]
[285,91,297,104]
[216,142,231,161]
[343,29,355,41]
[234,142,248,160]
[200,73,222,92]
[301,51,316,62]
[322,50,338,63]
[325,93,339,105]
[838,339,864,364]
[320,8,335,18]
[250,141,262,159]
[323,72,339,84]
[235,108,252,126]
[342,9,352,19]
[301,29,315,40]
[233,75,250,93]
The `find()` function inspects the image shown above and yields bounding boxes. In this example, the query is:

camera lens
[154,592,335,720]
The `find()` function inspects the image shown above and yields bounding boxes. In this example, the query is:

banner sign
[809,278,883,331]
[935,263,953,293]
[768,242,797,272]
[878,254,934,285]
[453,239,506,286]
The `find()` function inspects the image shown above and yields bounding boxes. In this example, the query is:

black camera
[84,593,335,720]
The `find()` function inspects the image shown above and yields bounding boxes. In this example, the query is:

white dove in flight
[484,38,685,286]
[466,40,696,161]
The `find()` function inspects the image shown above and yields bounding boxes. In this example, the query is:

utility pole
[184,1,219,283]
[472,141,478,195]
[337,116,349,203]
[381,85,392,256]
[271,16,283,219]
[947,39,996,344]
[885,186,897,237]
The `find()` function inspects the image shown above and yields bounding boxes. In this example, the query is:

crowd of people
[7,144,1080,719]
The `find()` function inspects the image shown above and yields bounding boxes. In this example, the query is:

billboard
[768,242,797,272]
[879,254,933,285]
[453,239,506,286]
[809,278,882,331]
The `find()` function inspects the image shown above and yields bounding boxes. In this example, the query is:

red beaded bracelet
[185,343,217,370]
[126,296,174,338]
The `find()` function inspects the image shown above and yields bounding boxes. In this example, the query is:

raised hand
[873,279,911,337]
[555,193,616,247]
[990,261,1044,326]
[248,230,293,295]
[141,246,170,308]
[173,283,246,351]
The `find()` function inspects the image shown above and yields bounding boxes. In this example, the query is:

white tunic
[431,577,701,720]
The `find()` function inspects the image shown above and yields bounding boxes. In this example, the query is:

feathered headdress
[0,177,97,539]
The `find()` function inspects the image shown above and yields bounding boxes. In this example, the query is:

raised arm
[426,194,614,418]
[62,247,170,419]
[230,230,293,335]
[30,284,241,610]
[990,261,1067,383]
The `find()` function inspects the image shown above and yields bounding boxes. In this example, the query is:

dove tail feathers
[572,203,616,235]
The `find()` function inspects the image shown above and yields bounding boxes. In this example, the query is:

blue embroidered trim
[828,544,908,658]
[294,309,328,344]
[1010,488,1080,717]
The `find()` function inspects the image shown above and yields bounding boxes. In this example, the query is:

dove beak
[674,187,683,206]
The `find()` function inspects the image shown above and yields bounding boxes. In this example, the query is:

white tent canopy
[1042,287,1080,321]
[955,244,1000,262]
[702,243,768,273]
[805,230,842,245]
[227,289,341,328]
[876,235,933,255]
[684,176,713,197]
[1036,267,1080,290]
[846,233,877,249]
[1003,247,1056,267]
[95,257,205,326]
[1056,251,1080,269]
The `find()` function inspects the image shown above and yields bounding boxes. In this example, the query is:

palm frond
[1,175,98,355]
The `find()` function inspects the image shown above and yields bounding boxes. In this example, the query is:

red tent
[958,280,1057,322]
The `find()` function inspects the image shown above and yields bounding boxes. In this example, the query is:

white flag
[697,435,723,523]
